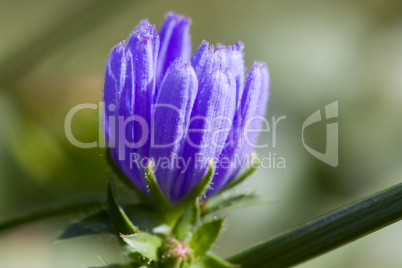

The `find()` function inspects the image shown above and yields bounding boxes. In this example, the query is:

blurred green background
[0,0,401,267]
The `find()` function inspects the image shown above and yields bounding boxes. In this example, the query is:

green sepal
[121,232,163,261]
[201,191,271,216]
[126,251,153,266]
[170,162,215,222]
[221,152,259,192]
[172,201,200,241]
[192,253,239,268]
[145,160,171,211]
[58,209,113,240]
[189,217,225,259]
[107,177,138,238]
[106,148,149,203]
[58,204,164,240]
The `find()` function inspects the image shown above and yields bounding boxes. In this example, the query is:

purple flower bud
[103,12,269,204]
[209,63,270,196]
[156,12,192,98]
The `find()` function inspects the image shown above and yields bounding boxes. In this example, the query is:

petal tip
[135,24,159,44]
[111,41,125,54]
[252,61,268,70]
[228,41,244,52]
[201,40,209,48]
[236,41,245,51]
[216,44,226,50]
[166,11,192,25]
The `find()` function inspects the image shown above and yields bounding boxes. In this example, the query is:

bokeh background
[0,0,401,267]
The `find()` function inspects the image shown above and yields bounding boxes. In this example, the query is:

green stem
[228,182,402,267]
[0,197,104,233]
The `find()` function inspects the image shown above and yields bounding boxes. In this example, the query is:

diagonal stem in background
[0,196,104,233]
[228,182,402,267]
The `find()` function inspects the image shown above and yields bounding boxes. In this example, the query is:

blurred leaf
[201,191,271,216]
[8,120,67,183]
[0,0,138,86]
[59,204,163,240]
[59,209,113,240]
[0,196,103,233]
[172,201,200,241]
[0,93,67,183]
[227,182,402,267]
[189,218,225,258]
[121,232,162,261]
[107,178,138,237]
[192,253,239,268]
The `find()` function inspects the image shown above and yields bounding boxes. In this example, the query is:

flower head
[104,12,269,204]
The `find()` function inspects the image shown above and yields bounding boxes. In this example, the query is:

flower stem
[228,182,402,267]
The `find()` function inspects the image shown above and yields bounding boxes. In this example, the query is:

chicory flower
[104,12,269,204]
